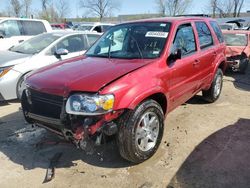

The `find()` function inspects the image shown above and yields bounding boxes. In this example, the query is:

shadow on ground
[167,118,250,188]
[0,108,131,171]
[225,65,250,92]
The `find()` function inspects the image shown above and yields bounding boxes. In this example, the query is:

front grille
[29,89,64,119]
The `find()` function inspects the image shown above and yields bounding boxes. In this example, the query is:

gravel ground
[0,68,250,188]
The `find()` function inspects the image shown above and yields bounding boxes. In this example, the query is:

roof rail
[175,14,210,17]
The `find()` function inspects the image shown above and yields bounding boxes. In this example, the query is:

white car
[76,22,114,33]
[0,31,101,101]
[0,17,52,50]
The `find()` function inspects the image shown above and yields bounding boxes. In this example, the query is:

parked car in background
[220,23,239,30]
[22,17,226,163]
[0,18,52,50]
[0,31,101,101]
[223,30,250,73]
[51,23,71,30]
[76,22,114,33]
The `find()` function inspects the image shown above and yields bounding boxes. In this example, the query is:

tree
[155,0,166,16]
[80,0,120,21]
[57,0,70,20]
[41,0,50,11]
[155,0,192,16]
[23,0,32,17]
[232,0,245,17]
[209,0,245,18]
[10,0,22,17]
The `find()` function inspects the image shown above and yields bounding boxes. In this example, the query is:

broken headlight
[65,93,114,115]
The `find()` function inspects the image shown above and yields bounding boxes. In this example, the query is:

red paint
[26,17,226,120]
[223,30,250,58]
[74,126,84,140]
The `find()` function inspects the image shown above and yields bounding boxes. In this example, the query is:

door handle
[193,59,200,65]
[213,51,217,56]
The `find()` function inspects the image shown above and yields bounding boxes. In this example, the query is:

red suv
[22,17,226,163]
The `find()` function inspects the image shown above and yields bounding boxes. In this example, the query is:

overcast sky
[0,0,250,18]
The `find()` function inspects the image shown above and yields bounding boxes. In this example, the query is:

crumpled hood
[26,56,154,96]
[0,50,31,67]
[226,46,249,58]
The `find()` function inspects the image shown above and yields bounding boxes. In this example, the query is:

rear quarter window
[195,21,214,49]
[210,21,224,43]
[21,21,46,35]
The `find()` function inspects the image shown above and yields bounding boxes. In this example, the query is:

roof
[48,30,102,36]
[119,16,216,24]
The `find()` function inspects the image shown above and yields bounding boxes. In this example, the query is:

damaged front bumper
[21,88,123,150]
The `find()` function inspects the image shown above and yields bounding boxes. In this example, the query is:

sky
[0,0,250,18]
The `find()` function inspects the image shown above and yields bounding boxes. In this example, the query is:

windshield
[10,33,61,54]
[86,22,171,59]
[224,33,248,46]
[77,25,93,31]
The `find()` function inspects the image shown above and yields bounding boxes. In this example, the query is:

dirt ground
[0,68,250,188]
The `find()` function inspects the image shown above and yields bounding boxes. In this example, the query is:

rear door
[168,23,199,107]
[193,21,217,88]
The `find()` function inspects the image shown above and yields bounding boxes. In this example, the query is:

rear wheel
[202,68,223,103]
[117,99,164,163]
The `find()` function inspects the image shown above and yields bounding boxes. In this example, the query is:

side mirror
[55,48,69,59]
[168,49,182,63]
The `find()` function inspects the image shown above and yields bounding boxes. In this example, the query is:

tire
[202,68,223,103]
[116,99,164,163]
[16,75,26,100]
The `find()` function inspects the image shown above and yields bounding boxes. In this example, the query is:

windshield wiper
[108,33,114,59]
[11,50,24,54]
[130,35,143,59]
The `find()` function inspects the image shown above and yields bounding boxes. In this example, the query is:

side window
[195,22,213,49]
[1,20,21,37]
[93,25,102,33]
[22,21,46,35]
[86,34,100,46]
[52,35,86,54]
[210,21,224,43]
[171,23,196,56]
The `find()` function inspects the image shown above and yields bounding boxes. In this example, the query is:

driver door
[168,23,199,108]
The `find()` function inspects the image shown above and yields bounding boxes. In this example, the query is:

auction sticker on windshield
[145,31,168,38]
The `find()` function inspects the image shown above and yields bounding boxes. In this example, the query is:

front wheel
[117,99,164,163]
[202,68,223,103]
[16,75,26,100]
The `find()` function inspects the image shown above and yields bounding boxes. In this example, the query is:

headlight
[66,93,115,115]
[0,66,13,78]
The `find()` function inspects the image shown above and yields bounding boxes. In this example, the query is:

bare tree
[10,0,22,17]
[210,0,218,18]
[155,0,192,16]
[155,0,166,16]
[41,0,50,11]
[80,0,120,21]
[232,0,245,17]
[209,0,245,18]
[23,0,32,17]
[57,0,70,20]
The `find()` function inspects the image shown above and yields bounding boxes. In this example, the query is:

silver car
[0,31,101,101]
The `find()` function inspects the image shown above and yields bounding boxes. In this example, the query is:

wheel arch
[128,90,169,115]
